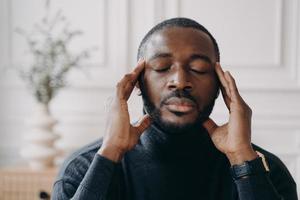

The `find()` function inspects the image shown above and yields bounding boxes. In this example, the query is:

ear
[135,81,142,96]
[135,81,140,89]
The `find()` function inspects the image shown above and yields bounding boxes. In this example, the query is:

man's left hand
[203,63,258,165]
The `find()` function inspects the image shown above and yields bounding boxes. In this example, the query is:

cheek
[143,70,167,104]
[194,76,219,101]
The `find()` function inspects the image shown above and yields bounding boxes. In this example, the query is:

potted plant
[15,1,94,169]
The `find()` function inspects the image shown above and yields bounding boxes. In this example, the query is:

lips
[164,97,196,113]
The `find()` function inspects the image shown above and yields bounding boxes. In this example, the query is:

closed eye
[153,66,170,72]
[190,68,207,74]
[190,59,211,75]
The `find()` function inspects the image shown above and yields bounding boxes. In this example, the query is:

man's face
[139,27,219,134]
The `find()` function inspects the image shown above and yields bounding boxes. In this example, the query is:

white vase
[20,103,60,170]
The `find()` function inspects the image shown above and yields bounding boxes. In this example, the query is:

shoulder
[252,143,297,188]
[55,139,103,183]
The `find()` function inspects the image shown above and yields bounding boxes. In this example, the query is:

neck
[141,123,212,160]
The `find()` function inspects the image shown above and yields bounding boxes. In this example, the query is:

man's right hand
[98,60,152,162]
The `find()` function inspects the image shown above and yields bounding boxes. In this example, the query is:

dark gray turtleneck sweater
[51,125,297,199]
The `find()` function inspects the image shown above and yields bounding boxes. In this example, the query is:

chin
[163,115,197,126]
[164,108,199,123]
[154,112,201,134]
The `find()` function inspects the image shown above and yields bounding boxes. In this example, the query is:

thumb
[202,118,218,136]
[133,114,152,135]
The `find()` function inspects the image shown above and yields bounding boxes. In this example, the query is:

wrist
[226,147,258,166]
[98,145,125,163]
[230,156,268,180]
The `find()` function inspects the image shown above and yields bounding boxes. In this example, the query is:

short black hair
[137,17,220,62]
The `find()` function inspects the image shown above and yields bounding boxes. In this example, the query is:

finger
[117,60,145,100]
[215,63,231,110]
[224,71,240,102]
[202,118,218,136]
[125,60,145,89]
[225,72,251,109]
[133,114,152,135]
[123,60,145,98]
[132,59,146,77]
[220,86,231,110]
[122,59,145,86]
[215,63,231,97]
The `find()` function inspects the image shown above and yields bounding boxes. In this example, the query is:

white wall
[0,0,299,193]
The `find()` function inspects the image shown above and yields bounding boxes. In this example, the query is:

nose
[167,67,193,91]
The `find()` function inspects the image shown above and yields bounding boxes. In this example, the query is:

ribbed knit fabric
[52,124,297,200]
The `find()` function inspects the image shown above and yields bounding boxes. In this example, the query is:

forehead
[144,27,216,60]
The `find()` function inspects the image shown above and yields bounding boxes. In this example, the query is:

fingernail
[138,58,144,63]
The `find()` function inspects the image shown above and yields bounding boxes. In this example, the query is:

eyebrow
[148,52,212,64]
[148,52,172,61]
[190,54,212,64]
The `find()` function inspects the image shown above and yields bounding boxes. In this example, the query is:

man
[52,18,297,199]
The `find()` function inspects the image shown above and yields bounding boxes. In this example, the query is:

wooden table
[0,167,58,200]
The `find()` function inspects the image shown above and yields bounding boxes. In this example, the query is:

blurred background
[0,0,299,199]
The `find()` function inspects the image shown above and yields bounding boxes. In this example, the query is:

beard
[140,85,218,135]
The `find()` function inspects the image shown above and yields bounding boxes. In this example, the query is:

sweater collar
[140,123,217,160]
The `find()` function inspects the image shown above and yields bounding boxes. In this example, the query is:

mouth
[164,97,196,114]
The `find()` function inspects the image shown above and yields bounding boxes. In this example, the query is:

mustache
[161,90,198,107]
